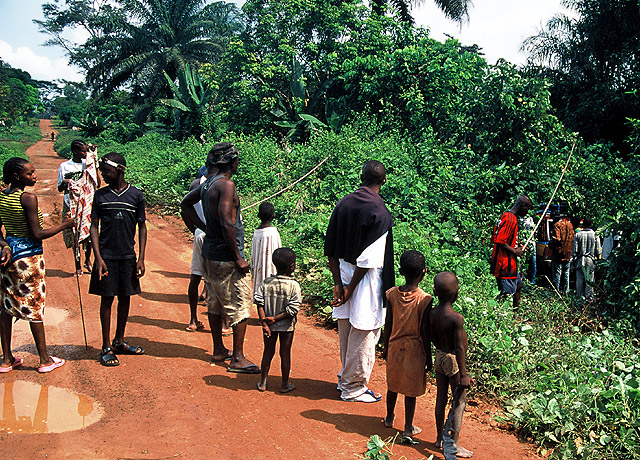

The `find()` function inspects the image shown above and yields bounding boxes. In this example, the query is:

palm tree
[372,0,471,25]
[82,0,240,118]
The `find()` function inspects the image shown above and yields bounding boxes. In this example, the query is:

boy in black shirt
[89,152,147,367]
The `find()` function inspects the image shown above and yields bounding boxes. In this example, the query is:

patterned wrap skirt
[1,254,46,322]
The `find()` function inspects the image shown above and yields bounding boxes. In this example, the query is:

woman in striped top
[0,157,73,373]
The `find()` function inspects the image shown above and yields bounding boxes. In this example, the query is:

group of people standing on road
[8,138,594,458]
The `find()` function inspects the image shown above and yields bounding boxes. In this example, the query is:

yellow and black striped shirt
[0,190,44,237]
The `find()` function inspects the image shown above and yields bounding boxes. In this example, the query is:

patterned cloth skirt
[0,254,46,322]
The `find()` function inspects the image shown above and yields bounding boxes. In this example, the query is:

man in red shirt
[490,195,533,309]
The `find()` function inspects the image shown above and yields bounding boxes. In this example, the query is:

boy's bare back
[429,306,465,355]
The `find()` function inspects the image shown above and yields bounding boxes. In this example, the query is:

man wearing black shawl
[325,161,394,402]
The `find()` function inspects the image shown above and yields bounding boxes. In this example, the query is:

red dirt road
[2,120,541,459]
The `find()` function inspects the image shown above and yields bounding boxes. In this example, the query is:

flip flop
[0,357,23,373]
[112,341,145,355]
[227,364,261,374]
[344,389,382,403]
[185,321,205,332]
[37,356,65,373]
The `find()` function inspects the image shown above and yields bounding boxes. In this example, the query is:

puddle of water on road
[0,380,103,434]
[12,308,68,333]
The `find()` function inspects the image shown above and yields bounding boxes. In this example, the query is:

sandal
[112,341,145,355]
[185,321,205,332]
[99,347,119,367]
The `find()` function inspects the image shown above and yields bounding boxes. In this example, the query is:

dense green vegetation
[0,120,41,165]
[28,0,640,458]
[0,61,44,125]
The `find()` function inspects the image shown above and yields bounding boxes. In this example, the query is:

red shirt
[490,211,518,279]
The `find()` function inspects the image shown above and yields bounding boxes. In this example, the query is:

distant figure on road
[0,157,73,373]
[51,132,55,142]
[181,143,258,373]
[429,272,473,459]
[89,152,147,367]
[490,195,533,309]
[325,160,394,403]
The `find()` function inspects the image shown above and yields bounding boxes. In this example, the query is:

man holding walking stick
[490,195,533,309]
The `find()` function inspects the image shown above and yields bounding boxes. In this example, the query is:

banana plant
[70,112,114,137]
[270,57,343,143]
[160,64,215,140]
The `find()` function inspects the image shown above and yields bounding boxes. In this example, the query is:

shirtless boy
[429,271,473,459]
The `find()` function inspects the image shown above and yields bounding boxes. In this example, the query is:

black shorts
[89,258,140,297]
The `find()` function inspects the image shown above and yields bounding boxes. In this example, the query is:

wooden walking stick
[522,138,578,249]
[72,204,89,350]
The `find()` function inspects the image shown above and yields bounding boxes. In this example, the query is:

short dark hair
[103,152,126,168]
[272,247,296,273]
[361,160,386,186]
[400,250,425,279]
[516,195,533,208]
[258,202,275,222]
[3,157,30,184]
[433,271,459,301]
[583,217,593,228]
[71,139,86,154]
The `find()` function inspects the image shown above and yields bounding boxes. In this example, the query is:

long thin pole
[72,203,89,350]
[241,155,330,211]
[522,139,577,249]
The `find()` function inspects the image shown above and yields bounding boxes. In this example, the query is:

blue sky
[0,0,569,83]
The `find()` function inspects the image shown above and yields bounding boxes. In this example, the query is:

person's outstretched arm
[21,192,72,240]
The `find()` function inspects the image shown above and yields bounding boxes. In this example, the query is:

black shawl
[324,186,395,303]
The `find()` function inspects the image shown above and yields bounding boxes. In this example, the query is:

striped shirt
[0,190,43,237]
[490,211,519,279]
[254,274,301,332]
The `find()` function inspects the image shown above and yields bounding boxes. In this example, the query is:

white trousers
[337,319,381,400]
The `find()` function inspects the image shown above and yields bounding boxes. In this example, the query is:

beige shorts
[190,231,206,276]
[434,349,459,377]
[203,259,252,327]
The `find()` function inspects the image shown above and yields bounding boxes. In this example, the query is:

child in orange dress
[382,250,433,437]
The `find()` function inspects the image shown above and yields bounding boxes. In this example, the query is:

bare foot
[210,349,233,363]
[454,444,473,458]
[382,416,395,428]
[280,382,296,393]
[257,381,267,392]
[228,356,258,370]
[402,426,422,437]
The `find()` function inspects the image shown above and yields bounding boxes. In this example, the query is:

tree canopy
[522,0,640,154]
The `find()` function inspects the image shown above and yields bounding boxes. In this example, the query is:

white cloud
[0,40,83,82]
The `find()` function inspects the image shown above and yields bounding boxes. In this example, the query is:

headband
[101,158,126,172]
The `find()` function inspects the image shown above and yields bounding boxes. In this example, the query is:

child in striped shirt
[255,247,301,393]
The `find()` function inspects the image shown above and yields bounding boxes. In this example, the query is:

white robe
[250,226,282,297]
